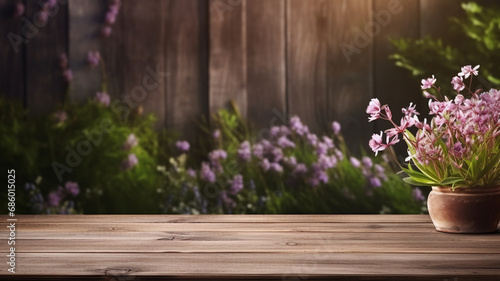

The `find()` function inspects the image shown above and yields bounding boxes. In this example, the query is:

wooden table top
[1,215,499,280]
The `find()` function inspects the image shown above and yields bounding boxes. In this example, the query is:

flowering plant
[157,103,424,215]
[367,65,500,189]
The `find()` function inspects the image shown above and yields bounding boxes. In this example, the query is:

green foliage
[1,98,424,214]
[390,2,500,95]
[0,97,163,214]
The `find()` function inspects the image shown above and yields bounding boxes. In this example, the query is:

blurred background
[1,0,499,214]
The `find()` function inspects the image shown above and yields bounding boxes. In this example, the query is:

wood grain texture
[120,0,167,129]
[327,0,373,151]
[0,0,24,101]
[0,215,499,280]
[246,0,287,130]
[286,0,329,134]
[13,214,432,223]
[209,0,247,118]
[166,0,208,140]
[25,0,68,115]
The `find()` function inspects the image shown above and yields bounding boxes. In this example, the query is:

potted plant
[366,65,500,233]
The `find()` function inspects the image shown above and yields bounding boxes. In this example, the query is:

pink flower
[451,76,465,92]
[454,94,465,105]
[94,92,110,106]
[369,132,386,156]
[402,102,419,117]
[62,69,73,82]
[101,26,112,37]
[366,98,381,121]
[383,105,392,120]
[123,134,138,150]
[332,121,341,134]
[421,75,436,89]
[121,154,138,170]
[87,51,100,68]
[212,129,221,139]
[105,11,117,24]
[458,65,479,79]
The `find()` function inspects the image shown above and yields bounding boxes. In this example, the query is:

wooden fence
[0,0,495,145]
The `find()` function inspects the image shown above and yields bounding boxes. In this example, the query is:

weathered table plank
[1,215,499,280]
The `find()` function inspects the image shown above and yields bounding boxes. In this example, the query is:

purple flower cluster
[94,91,110,107]
[209,149,227,172]
[34,0,57,26]
[238,117,346,187]
[121,153,138,170]
[176,140,190,152]
[200,162,216,183]
[101,0,121,37]
[237,141,252,162]
[123,134,138,150]
[289,116,309,136]
[229,174,244,195]
[26,181,79,214]
[87,51,101,68]
[350,156,387,194]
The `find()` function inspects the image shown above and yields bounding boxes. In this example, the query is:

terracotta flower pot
[427,186,500,233]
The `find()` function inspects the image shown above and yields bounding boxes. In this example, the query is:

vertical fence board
[373,0,420,155]
[68,0,106,103]
[0,0,24,101]
[100,1,125,107]
[246,0,286,130]
[326,0,373,149]
[209,0,247,118]
[286,0,328,133]
[25,0,68,115]
[120,0,167,129]
[166,0,208,140]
